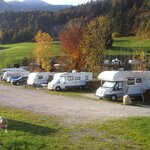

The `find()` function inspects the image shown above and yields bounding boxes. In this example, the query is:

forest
[0,0,149,44]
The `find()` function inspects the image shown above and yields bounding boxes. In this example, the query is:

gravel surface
[0,84,150,123]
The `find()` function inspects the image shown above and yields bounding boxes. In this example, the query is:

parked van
[0,68,27,80]
[27,72,55,86]
[96,71,150,101]
[48,72,93,91]
[2,71,29,81]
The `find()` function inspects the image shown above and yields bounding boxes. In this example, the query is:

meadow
[0,36,150,69]
[0,106,150,150]
[0,41,61,69]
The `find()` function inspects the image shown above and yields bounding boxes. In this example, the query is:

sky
[4,0,90,5]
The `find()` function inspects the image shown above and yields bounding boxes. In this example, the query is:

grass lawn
[0,41,61,69]
[107,36,150,55]
[0,106,150,150]
[0,36,150,69]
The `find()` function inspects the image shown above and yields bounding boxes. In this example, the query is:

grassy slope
[0,37,150,68]
[0,106,150,150]
[0,41,61,69]
[107,36,150,55]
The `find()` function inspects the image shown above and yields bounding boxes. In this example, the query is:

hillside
[0,37,150,69]
[0,0,71,12]
[0,41,61,68]
[0,0,149,44]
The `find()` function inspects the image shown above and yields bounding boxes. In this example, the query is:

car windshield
[102,81,116,88]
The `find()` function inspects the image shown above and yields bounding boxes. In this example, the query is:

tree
[81,16,113,72]
[133,48,149,102]
[34,31,53,71]
[59,19,85,71]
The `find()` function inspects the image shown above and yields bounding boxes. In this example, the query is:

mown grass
[0,106,150,150]
[0,41,61,69]
[107,36,150,55]
[0,36,150,69]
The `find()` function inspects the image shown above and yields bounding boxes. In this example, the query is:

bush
[86,80,101,91]
[112,32,121,38]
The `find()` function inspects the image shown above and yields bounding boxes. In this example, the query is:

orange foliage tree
[59,19,85,71]
[34,31,53,72]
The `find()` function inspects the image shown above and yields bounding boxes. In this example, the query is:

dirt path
[0,84,150,123]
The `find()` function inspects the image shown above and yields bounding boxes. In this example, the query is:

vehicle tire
[55,86,61,91]
[111,94,117,101]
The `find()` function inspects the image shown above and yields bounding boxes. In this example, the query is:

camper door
[112,81,126,97]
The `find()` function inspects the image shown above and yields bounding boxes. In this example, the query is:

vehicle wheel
[55,86,61,91]
[111,94,117,101]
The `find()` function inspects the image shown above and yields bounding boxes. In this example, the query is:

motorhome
[1,68,26,72]
[48,72,93,91]
[96,71,150,101]
[27,72,55,86]
[2,71,29,81]
[0,68,27,80]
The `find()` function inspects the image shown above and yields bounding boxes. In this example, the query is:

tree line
[0,0,149,44]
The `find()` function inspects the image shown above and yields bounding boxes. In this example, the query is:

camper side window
[38,76,43,80]
[85,76,88,80]
[136,78,142,84]
[67,76,73,81]
[127,79,135,85]
[75,76,80,80]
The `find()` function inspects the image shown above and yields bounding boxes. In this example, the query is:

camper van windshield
[102,81,116,88]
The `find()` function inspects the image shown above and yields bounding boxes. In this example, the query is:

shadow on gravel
[8,119,57,135]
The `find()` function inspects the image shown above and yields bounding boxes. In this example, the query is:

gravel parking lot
[0,84,150,124]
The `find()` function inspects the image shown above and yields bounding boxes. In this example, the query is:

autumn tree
[34,31,53,72]
[59,19,85,71]
[133,49,149,71]
[133,48,149,102]
[81,16,113,72]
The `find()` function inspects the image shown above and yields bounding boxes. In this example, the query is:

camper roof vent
[72,70,76,73]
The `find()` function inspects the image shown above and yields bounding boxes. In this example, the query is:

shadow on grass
[0,47,9,51]
[8,119,57,135]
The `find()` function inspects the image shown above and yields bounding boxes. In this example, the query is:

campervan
[96,71,150,101]
[48,72,93,91]
[2,71,29,81]
[0,68,27,80]
[1,68,26,72]
[27,72,55,86]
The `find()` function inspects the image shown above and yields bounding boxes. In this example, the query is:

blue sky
[5,0,90,5]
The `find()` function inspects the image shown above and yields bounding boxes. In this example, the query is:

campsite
[0,0,150,149]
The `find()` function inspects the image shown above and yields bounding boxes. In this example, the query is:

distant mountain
[0,0,72,12]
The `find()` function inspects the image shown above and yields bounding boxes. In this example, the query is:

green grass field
[0,37,150,69]
[0,41,61,69]
[107,36,150,55]
[0,106,150,150]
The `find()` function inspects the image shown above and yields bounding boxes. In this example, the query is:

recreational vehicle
[2,71,29,81]
[27,72,55,86]
[96,71,150,101]
[48,72,93,91]
[0,68,27,80]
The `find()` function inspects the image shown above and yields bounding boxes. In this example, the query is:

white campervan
[2,71,29,81]
[27,72,55,86]
[48,72,93,91]
[96,71,150,101]
[0,68,27,80]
